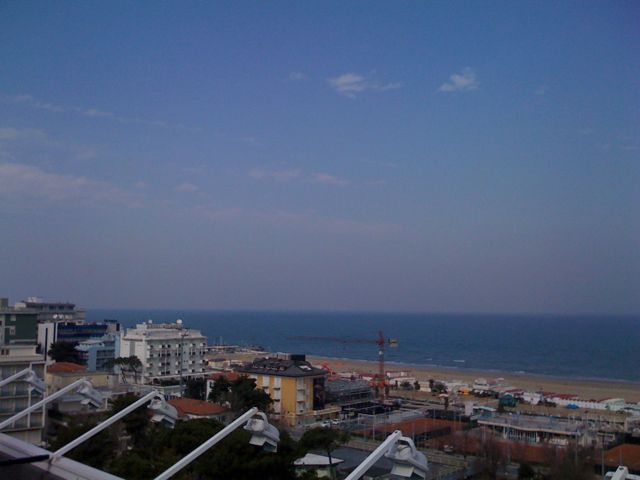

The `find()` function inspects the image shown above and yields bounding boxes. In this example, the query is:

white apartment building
[0,345,45,444]
[119,320,207,384]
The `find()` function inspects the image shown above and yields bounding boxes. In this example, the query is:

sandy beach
[218,351,640,404]
[307,355,640,403]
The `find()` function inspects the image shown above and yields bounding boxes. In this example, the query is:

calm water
[87,310,640,383]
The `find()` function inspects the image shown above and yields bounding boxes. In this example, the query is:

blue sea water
[86,310,640,383]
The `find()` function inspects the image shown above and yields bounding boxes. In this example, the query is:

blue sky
[1,1,638,313]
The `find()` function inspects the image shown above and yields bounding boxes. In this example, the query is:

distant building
[19,297,85,324]
[294,453,345,479]
[167,398,232,423]
[75,333,120,371]
[0,299,44,444]
[205,371,241,400]
[236,354,338,426]
[0,345,45,444]
[325,378,373,407]
[4,296,114,364]
[478,413,586,446]
[45,362,110,413]
[118,320,207,385]
[602,445,640,476]
[0,298,39,346]
[38,321,119,362]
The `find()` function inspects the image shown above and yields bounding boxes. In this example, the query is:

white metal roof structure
[0,432,123,480]
[294,453,345,466]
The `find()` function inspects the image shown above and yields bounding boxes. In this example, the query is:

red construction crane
[288,331,398,401]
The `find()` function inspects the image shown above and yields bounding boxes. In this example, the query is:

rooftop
[294,453,345,467]
[236,356,326,378]
[605,444,640,472]
[123,321,206,339]
[478,414,582,435]
[371,417,462,436]
[208,371,241,382]
[168,398,229,418]
[47,362,87,374]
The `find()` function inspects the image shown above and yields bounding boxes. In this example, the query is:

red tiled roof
[605,444,640,472]
[553,393,578,400]
[47,362,87,374]
[369,418,463,435]
[168,398,229,418]
[431,430,569,465]
[208,372,241,382]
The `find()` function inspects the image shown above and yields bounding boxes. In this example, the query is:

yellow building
[237,355,339,426]
[45,362,111,413]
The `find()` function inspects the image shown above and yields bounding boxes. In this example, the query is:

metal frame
[0,432,124,480]
[51,390,166,459]
[344,429,428,480]
[0,378,102,431]
[154,407,279,480]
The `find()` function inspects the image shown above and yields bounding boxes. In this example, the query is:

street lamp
[149,395,179,427]
[153,407,280,480]
[385,435,428,479]
[344,430,429,480]
[0,368,45,394]
[244,411,280,452]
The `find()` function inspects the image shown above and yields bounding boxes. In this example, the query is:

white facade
[548,394,628,411]
[118,321,207,383]
[0,345,46,445]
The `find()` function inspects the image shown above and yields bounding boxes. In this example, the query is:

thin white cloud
[193,204,400,236]
[309,172,349,187]
[328,73,401,98]
[0,127,47,141]
[249,168,349,187]
[249,168,302,182]
[535,85,547,96]
[364,179,387,187]
[0,93,197,131]
[287,71,307,81]
[439,68,479,93]
[174,182,199,193]
[0,162,138,206]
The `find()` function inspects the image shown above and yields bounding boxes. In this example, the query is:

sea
[86,310,640,384]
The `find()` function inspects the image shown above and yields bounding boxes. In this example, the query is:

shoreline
[351,357,640,387]
[217,350,640,403]
[306,354,640,403]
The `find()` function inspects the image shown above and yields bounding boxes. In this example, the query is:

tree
[185,377,206,400]
[477,435,506,479]
[208,375,232,402]
[111,394,150,447]
[223,377,272,413]
[51,412,302,479]
[413,380,421,391]
[518,462,535,479]
[107,356,143,383]
[49,415,116,469]
[548,446,595,480]
[48,341,80,363]
[300,428,350,480]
